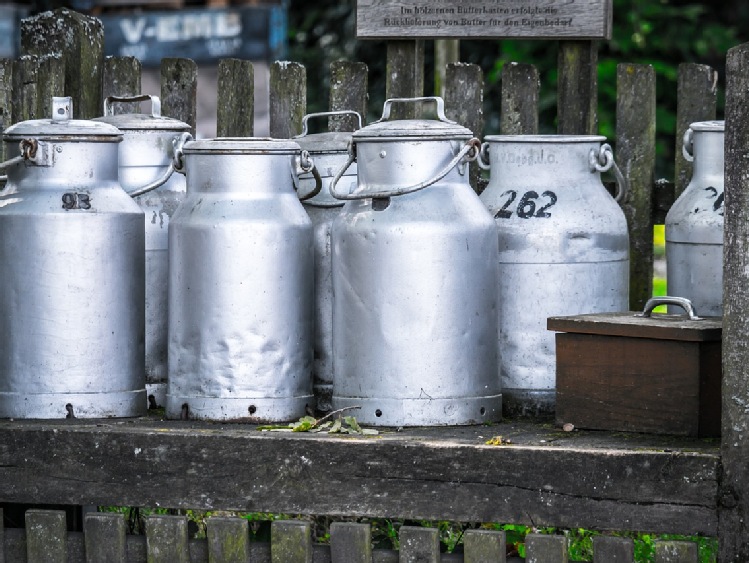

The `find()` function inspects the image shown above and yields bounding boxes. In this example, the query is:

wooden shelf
[0,415,719,536]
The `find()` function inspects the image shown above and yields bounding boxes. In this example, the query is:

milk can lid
[183,137,303,154]
[689,120,724,132]
[352,97,473,141]
[294,111,362,153]
[92,95,191,132]
[4,97,122,140]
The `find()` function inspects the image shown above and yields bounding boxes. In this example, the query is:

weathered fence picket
[269,60,305,139]
[329,522,372,563]
[216,58,255,138]
[102,56,142,115]
[591,536,633,562]
[84,512,126,563]
[25,510,66,563]
[616,63,657,311]
[499,62,540,135]
[385,40,425,119]
[328,60,368,131]
[557,40,598,135]
[674,63,718,199]
[160,58,197,138]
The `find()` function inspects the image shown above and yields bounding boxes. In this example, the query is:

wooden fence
[0,509,706,563]
[1,6,749,563]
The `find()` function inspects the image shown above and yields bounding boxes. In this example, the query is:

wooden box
[548,311,722,437]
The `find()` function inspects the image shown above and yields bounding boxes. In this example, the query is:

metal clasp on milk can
[666,120,724,316]
[294,110,362,414]
[329,96,501,427]
[0,96,146,419]
[166,137,316,422]
[479,134,630,418]
[94,94,192,409]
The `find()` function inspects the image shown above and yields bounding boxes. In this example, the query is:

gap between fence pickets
[0,508,704,563]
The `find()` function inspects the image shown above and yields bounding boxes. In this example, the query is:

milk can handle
[0,139,44,183]
[104,94,161,117]
[297,110,363,137]
[127,132,193,198]
[682,127,694,162]
[330,138,480,200]
[477,141,491,170]
[590,143,628,203]
[636,296,702,321]
[376,96,455,124]
[294,150,323,201]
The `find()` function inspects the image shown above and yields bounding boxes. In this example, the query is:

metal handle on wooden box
[637,296,702,321]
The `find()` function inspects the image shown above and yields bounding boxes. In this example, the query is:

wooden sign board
[356,0,612,40]
[99,5,287,66]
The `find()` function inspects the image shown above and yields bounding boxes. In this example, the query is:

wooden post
[592,536,634,561]
[721,41,749,563]
[216,58,254,138]
[271,520,313,563]
[385,41,425,119]
[26,510,67,563]
[36,55,65,118]
[674,63,718,200]
[269,61,306,139]
[435,39,460,99]
[444,62,483,192]
[21,8,103,120]
[654,540,699,562]
[102,56,142,115]
[525,534,568,563]
[557,40,598,135]
[330,522,372,563]
[500,62,540,135]
[463,529,506,563]
[329,60,368,131]
[84,512,127,563]
[616,63,657,311]
[399,526,440,563]
[160,58,198,139]
[206,517,250,563]
[12,55,63,123]
[145,514,190,563]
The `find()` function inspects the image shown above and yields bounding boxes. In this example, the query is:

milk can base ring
[502,389,556,419]
[331,394,503,427]
[0,389,147,419]
[166,394,314,423]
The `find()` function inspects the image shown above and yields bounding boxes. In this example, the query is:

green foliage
[257,412,378,435]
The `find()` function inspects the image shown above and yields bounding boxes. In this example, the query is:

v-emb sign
[356,0,613,40]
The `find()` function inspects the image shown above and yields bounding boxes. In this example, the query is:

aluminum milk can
[294,110,361,414]
[666,121,724,316]
[94,94,191,408]
[330,97,501,427]
[479,135,629,417]
[166,138,315,422]
[0,97,146,419]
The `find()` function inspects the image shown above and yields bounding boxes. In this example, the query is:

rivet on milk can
[94,94,192,409]
[666,120,724,316]
[294,110,362,414]
[166,137,319,422]
[478,135,630,418]
[329,97,501,427]
[0,96,146,419]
